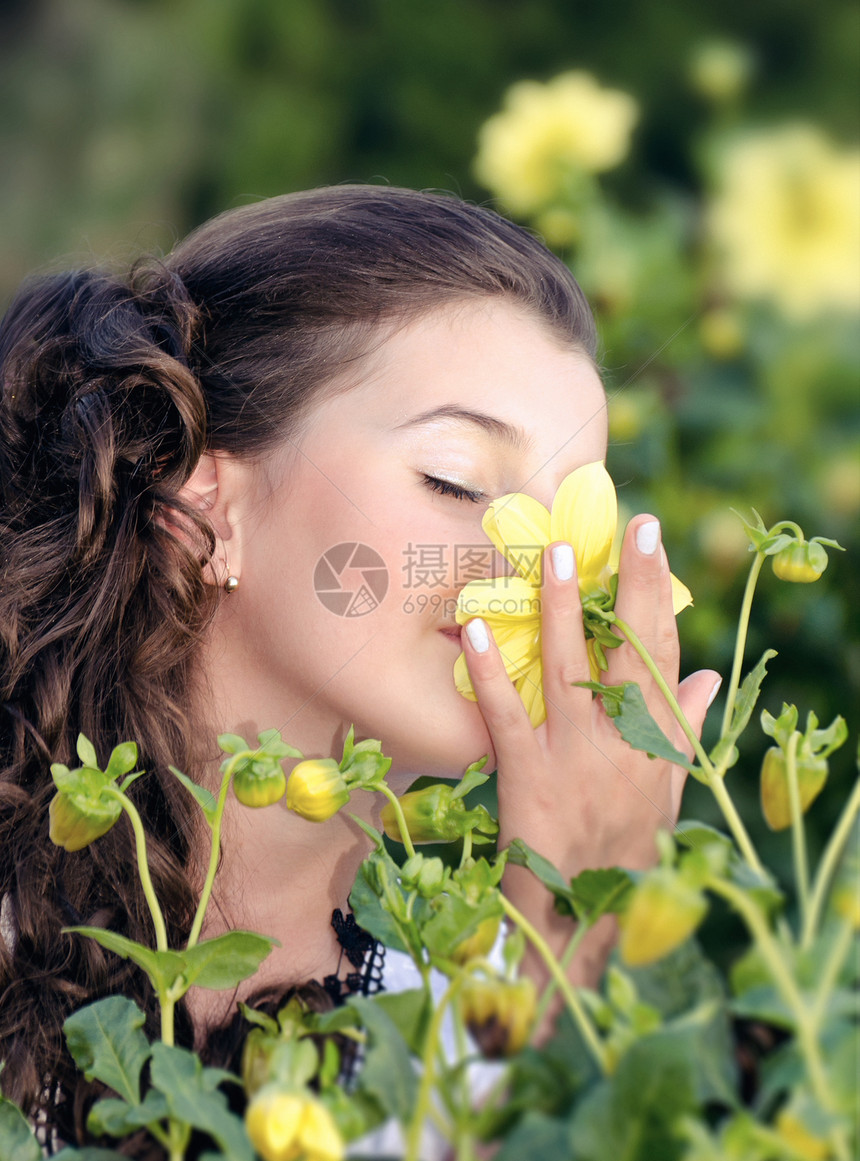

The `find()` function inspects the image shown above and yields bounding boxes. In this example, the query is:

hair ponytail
[0,265,214,1129]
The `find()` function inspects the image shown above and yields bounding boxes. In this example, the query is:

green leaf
[420,890,502,960]
[53,1150,130,1160]
[66,925,276,994]
[104,742,138,781]
[569,867,633,922]
[370,988,433,1056]
[0,1097,41,1161]
[64,927,187,994]
[216,732,249,755]
[569,1024,699,1160]
[450,755,489,801]
[256,727,303,759]
[674,821,733,859]
[169,765,218,825]
[63,996,150,1104]
[181,931,278,990]
[494,1111,575,1161]
[348,859,413,956]
[87,1091,169,1138]
[613,684,697,771]
[149,1042,254,1161]
[347,997,419,1121]
[76,734,100,770]
[724,650,778,748]
[507,839,577,917]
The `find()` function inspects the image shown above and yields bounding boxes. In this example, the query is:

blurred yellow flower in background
[473,70,638,215]
[708,124,860,319]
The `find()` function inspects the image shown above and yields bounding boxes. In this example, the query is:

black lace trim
[322,909,385,1085]
[322,908,385,1004]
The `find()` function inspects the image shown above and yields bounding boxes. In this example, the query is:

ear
[177,452,251,589]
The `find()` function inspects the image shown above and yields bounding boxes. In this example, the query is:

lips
[439,626,462,644]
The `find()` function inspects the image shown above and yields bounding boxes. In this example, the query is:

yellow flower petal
[516,659,546,727]
[670,573,693,614]
[456,576,542,626]
[454,651,478,700]
[454,620,541,699]
[550,461,617,586]
[482,492,550,584]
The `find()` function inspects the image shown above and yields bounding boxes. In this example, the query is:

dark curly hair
[0,185,596,1150]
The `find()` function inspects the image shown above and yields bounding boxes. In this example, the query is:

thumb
[669,671,722,813]
[676,669,722,758]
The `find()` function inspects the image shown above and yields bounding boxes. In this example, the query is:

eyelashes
[421,474,485,504]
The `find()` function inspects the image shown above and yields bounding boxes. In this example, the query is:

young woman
[0,185,719,1149]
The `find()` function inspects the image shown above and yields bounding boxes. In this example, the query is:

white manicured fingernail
[707,677,723,707]
[551,543,574,582]
[636,520,661,556]
[465,618,490,653]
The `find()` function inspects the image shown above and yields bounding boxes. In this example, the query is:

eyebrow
[393,405,532,451]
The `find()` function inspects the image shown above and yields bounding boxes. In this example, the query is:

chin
[383,705,497,783]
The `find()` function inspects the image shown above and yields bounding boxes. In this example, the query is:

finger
[608,516,679,715]
[668,669,723,811]
[540,541,593,744]
[460,617,539,772]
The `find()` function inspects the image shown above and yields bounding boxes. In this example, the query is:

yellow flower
[459,974,537,1058]
[474,71,638,216]
[708,124,860,318]
[619,869,708,967]
[245,1088,344,1161]
[285,759,350,822]
[454,462,692,727]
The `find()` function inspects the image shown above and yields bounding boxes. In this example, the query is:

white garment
[348,944,506,1160]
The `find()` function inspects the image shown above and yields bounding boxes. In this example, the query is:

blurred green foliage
[1,0,858,913]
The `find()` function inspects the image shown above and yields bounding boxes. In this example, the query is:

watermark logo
[314,542,389,617]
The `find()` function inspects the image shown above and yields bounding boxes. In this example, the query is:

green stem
[405,977,459,1161]
[803,775,860,949]
[721,551,765,737]
[811,918,855,1031]
[499,895,608,1074]
[187,765,235,949]
[609,613,768,881]
[708,876,833,1117]
[107,789,168,952]
[610,614,715,777]
[460,830,473,867]
[707,773,768,880]
[161,997,176,1048]
[784,732,810,930]
[377,782,416,858]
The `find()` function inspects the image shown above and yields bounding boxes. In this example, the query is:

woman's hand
[460,514,721,988]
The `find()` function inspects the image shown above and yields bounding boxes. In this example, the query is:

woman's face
[221,299,607,779]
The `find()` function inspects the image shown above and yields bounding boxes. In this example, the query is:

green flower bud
[285,759,350,822]
[233,757,287,808]
[400,854,449,897]
[245,1086,343,1161]
[380,784,498,845]
[771,540,828,583]
[759,746,828,831]
[48,763,123,852]
[459,975,537,1058]
[619,869,707,967]
[48,785,122,852]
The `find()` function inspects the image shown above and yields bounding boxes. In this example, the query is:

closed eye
[421,475,485,503]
